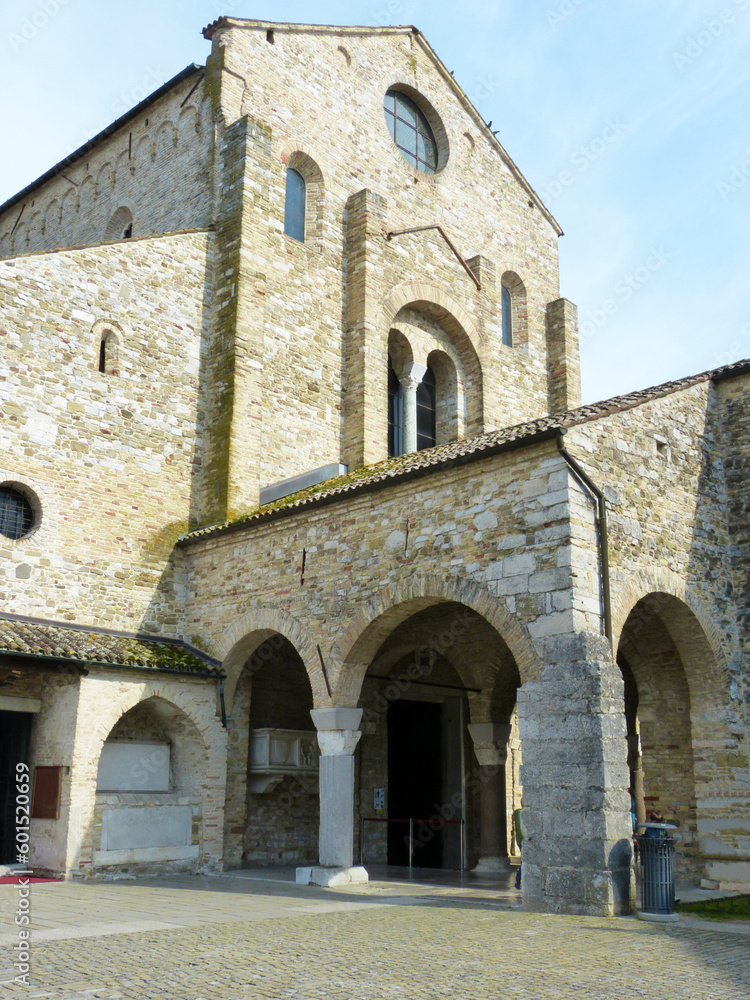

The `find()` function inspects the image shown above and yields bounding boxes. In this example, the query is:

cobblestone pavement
[1,871,749,999]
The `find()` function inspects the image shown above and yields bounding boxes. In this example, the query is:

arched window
[502,284,513,347]
[388,358,404,458]
[416,366,436,450]
[284,168,306,242]
[104,206,134,242]
[96,325,121,375]
[383,89,438,174]
[0,486,34,540]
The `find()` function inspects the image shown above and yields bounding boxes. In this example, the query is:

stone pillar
[468,723,511,871]
[296,707,369,888]
[546,298,581,413]
[343,189,389,470]
[517,633,635,916]
[402,362,427,455]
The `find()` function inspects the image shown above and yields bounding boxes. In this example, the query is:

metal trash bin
[637,822,678,920]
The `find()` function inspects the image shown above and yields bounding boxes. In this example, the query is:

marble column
[468,723,511,871]
[402,362,427,454]
[296,707,369,887]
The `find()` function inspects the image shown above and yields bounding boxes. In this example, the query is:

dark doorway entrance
[0,711,32,863]
[387,700,443,867]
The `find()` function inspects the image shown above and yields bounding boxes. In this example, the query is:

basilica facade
[1,18,748,917]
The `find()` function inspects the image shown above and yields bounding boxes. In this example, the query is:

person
[513,802,524,890]
[646,808,666,837]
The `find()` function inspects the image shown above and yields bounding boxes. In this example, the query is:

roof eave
[0,65,204,218]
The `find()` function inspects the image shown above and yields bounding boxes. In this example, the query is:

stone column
[402,362,427,455]
[468,723,511,871]
[517,633,635,916]
[296,707,369,888]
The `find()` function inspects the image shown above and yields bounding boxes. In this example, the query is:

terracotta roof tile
[180,357,750,546]
[0,616,222,676]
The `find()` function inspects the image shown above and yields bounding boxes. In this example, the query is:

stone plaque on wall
[97,741,170,792]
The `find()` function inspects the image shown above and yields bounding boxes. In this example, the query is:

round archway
[223,632,318,868]
[349,598,522,873]
[617,591,727,881]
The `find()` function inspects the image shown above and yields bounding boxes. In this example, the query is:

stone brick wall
[197,21,573,515]
[0,232,211,631]
[0,74,213,258]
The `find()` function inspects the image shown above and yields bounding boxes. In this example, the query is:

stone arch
[214,608,323,715]
[44,199,60,235]
[614,570,741,882]
[178,104,200,139]
[0,232,11,258]
[611,566,730,695]
[12,222,28,254]
[381,283,484,437]
[96,163,114,194]
[60,187,77,230]
[427,348,461,443]
[158,120,178,152]
[135,134,154,166]
[331,572,541,706]
[76,685,225,874]
[27,213,42,248]
[82,684,218,767]
[79,174,96,208]
[280,145,326,244]
[114,149,134,182]
[103,205,134,242]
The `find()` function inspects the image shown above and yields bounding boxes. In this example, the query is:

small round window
[384,89,438,174]
[0,485,35,540]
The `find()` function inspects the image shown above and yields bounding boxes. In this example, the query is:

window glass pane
[284,168,306,242]
[416,367,436,451]
[388,360,404,457]
[394,94,418,127]
[417,133,437,169]
[384,89,438,175]
[502,285,513,347]
[0,488,33,540]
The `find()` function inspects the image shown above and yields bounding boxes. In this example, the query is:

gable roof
[0,613,222,677]
[202,17,562,236]
[179,357,750,547]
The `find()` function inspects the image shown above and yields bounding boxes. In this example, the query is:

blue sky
[2,0,749,403]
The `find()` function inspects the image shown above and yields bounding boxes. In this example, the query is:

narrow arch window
[284,168,306,242]
[416,366,437,450]
[0,486,35,540]
[502,284,513,347]
[388,358,404,458]
[97,328,120,375]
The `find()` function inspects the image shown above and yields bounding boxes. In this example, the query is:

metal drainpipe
[556,430,613,650]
